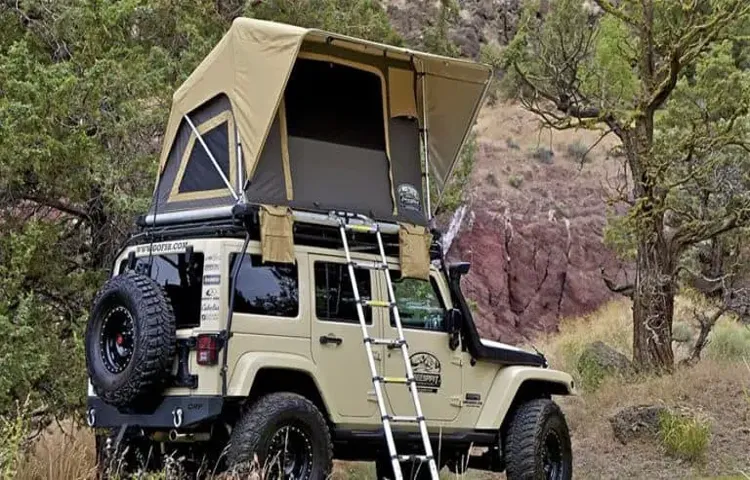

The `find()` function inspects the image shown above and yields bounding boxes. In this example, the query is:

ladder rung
[363,300,394,308]
[350,260,387,270]
[383,415,424,423]
[374,376,415,385]
[396,454,433,462]
[364,337,407,348]
[344,224,377,234]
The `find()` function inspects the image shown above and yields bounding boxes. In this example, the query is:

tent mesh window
[286,59,385,150]
[179,121,231,193]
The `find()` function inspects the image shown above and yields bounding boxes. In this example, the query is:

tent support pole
[236,125,246,202]
[184,114,238,200]
[421,69,432,220]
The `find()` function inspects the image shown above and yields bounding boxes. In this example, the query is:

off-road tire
[86,270,176,408]
[226,392,333,479]
[504,398,572,480]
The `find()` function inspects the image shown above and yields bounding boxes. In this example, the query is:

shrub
[566,141,590,163]
[706,319,750,361]
[672,321,693,344]
[658,410,710,462]
[508,174,524,189]
[0,398,31,478]
[531,147,554,164]
[486,172,499,187]
[576,354,608,391]
[506,138,521,150]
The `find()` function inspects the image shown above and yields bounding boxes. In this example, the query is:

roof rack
[133,205,444,260]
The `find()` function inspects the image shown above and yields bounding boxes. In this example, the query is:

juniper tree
[502,0,750,371]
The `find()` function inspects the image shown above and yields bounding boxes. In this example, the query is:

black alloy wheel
[226,392,333,480]
[266,423,315,479]
[504,398,573,480]
[542,428,564,479]
[100,306,136,374]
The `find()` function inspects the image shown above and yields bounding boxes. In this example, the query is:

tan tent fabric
[388,68,417,118]
[259,205,295,264]
[398,224,433,280]
[157,18,491,208]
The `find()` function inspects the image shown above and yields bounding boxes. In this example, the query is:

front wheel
[226,392,332,479]
[504,398,572,480]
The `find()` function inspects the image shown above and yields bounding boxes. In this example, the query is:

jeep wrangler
[84,18,576,480]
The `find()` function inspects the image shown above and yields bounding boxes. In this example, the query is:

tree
[501,0,750,371]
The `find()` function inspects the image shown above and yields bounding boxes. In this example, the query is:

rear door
[309,254,384,419]
[383,269,462,422]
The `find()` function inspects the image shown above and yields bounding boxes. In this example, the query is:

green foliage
[508,174,524,189]
[0,397,31,478]
[438,133,477,214]
[659,410,711,462]
[566,141,591,164]
[530,146,554,164]
[422,0,461,58]
[706,319,750,362]
[248,0,402,44]
[671,322,694,344]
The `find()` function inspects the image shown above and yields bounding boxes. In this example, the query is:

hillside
[445,102,629,343]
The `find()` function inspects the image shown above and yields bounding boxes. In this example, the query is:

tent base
[134,205,444,261]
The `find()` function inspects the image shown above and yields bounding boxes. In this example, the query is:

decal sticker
[201,312,219,322]
[203,263,220,272]
[410,352,441,393]
[202,287,219,299]
[201,301,220,312]
[135,241,189,255]
[397,183,422,213]
[203,275,221,285]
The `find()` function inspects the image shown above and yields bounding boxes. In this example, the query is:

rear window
[119,253,204,329]
[229,254,299,317]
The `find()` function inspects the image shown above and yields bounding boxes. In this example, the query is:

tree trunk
[632,239,675,372]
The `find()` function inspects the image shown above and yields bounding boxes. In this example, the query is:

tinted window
[390,273,445,331]
[119,253,204,329]
[229,254,299,317]
[286,59,385,150]
[314,262,372,324]
[179,121,230,193]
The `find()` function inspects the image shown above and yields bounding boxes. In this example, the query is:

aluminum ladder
[335,212,439,480]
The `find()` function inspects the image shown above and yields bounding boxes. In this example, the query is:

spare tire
[86,270,176,409]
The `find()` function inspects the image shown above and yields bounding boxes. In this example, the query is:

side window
[118,253,204,329]
[314,262,372,324]
[230,254,299,317]
[390,273,446,331]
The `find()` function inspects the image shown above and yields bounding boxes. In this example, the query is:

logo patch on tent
[410,352,441,393]
[397,184,421,213]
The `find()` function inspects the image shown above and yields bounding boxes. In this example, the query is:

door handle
[319,334,343,346]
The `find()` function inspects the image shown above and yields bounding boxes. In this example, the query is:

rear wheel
[504,398,572,480]
[226,392,332,479]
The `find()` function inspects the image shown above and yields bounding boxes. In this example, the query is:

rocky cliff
[443,104,629,343]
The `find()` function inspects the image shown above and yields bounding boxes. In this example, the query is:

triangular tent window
[179,121,230,193]
[169,110,236,202]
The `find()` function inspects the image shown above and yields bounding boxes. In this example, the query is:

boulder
[609,405,668,445]
[577,341,632,375]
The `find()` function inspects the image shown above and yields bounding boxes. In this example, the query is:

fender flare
[475,366,576,430]
[227,351,332,414]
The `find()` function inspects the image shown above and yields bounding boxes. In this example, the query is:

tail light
[196,334,219,365]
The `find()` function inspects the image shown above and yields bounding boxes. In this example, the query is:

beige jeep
[84,18,575,480]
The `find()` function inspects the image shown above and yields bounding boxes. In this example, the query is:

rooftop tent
[148,18,492,226]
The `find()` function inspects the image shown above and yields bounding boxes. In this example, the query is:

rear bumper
[87,396,223,429]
